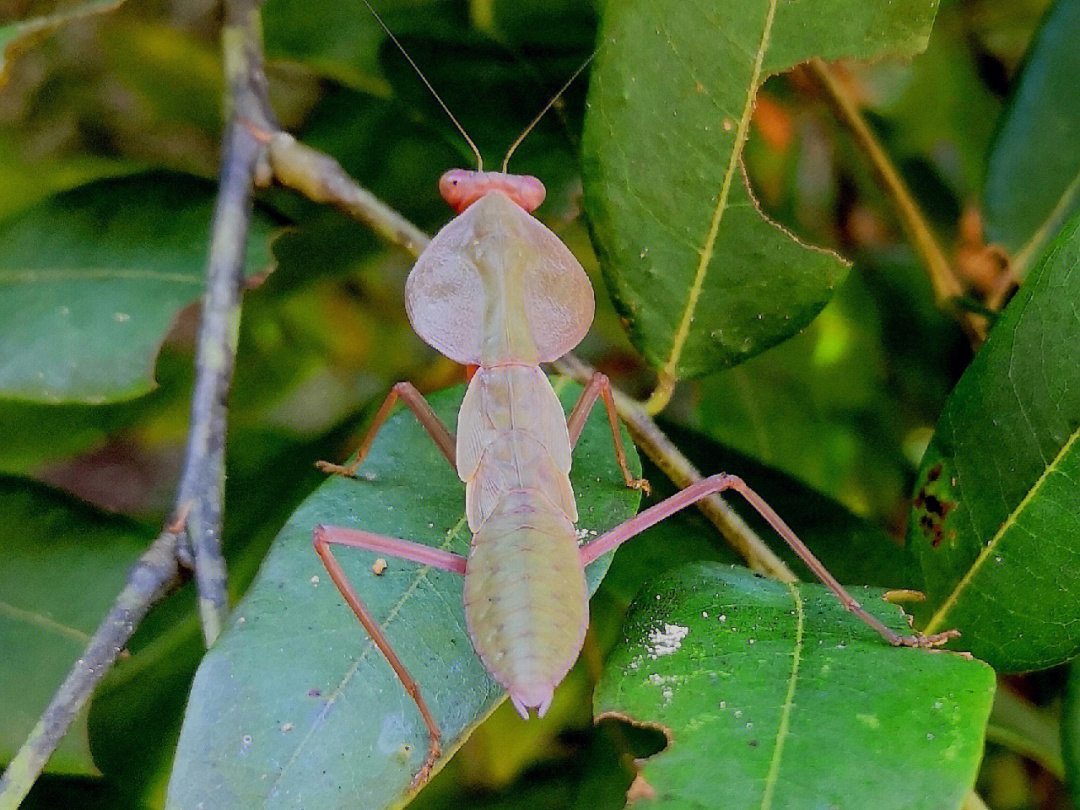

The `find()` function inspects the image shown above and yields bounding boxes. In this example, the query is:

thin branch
[806,58,987,346]
[0,533,183,810]
[0,1,272,804]
[257,140,795,580]
[179,0,273,644]
[266,132,429,254]
[554,354,795,581]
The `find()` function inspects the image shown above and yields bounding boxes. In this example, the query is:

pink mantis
[310,4,957,791]
[311,173,957,788]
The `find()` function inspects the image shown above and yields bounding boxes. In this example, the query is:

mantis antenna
[501,52,595,173]
[357,0,485,170]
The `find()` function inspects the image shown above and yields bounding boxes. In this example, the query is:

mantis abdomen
[458,365,587,717]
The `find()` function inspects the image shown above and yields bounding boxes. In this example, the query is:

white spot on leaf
[646,623,689,658]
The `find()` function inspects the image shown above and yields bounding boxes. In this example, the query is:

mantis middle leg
[314,382,460,787]
[313,525,466,789]
[317,381,456,477]
[566,372,650,494]
[578,473,959,649]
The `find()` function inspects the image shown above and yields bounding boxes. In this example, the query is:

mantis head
[439,169,546,214]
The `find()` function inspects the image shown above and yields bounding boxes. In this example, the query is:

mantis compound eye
[439,169,546,213]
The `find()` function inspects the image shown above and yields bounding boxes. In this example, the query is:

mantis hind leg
[313,525,466,790]
[578,474,959,650]
[317,382,456,477]
[565,372,650,495]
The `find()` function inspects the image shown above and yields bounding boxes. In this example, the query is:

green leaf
[0,476,150,775]
[907,209,1080,671]
[581,0,939,379]
[0,172,280,404]
[596,563,995,809]
[0,0,124,83]
[984,0,1080,275]
[687,270,912,516]
[1063,663,1080,806]
[166,382,643,810]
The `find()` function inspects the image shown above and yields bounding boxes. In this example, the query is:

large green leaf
[0,172,280,404]
[984,0,1080,276]
[0,477,150,775]
[596,563,995,809]
[0,0,124,82]
[166,382,643,810]
[581,0,939,379]
[907,209,1080,671]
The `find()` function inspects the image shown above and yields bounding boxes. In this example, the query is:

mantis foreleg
[578,473,959,650]
[312,525,466,789]
[317,381,456,477]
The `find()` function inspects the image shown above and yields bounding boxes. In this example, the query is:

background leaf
[984,0,1080,275]
[0,0,124,83]
[581,0,939,379]
[0,476,150,775]
[0,172,280,404]
[165,382,643,810]
[596,562,996,810]
[907,209,1080,671]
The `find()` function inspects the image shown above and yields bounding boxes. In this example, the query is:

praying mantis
[310,4,958,792]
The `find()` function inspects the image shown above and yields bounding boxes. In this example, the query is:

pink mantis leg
[313,525,466,790]
[314,383,459,789]
[565,372,650,494]
[579,473,959,649]
[317,381,456,477]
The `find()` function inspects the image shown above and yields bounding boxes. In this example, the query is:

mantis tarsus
[311,5,958,791]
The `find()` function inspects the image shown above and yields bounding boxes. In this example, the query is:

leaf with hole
[581,0,939,379]
[165,382,642,810]
[907,209,1080,671]
[596,563,995,809]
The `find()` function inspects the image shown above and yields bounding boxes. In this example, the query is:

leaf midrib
[0,598,91,643]
[0,268,201,285]
[267,513,470,797]
[759,581,804,810]
[660,0,779,381]
[1013,171,1080,274]
[924,425,1080,634]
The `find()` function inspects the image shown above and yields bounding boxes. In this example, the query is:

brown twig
[554,355,795,580]
[806,58,987,346]
[0,1,273,805]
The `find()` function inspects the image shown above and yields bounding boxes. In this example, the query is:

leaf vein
[760,581,803,810]
[0,268,202,285]
[659,0,779,381]
[0,599,91,644]
[925,425,1080,633]
[267,513,470,795]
